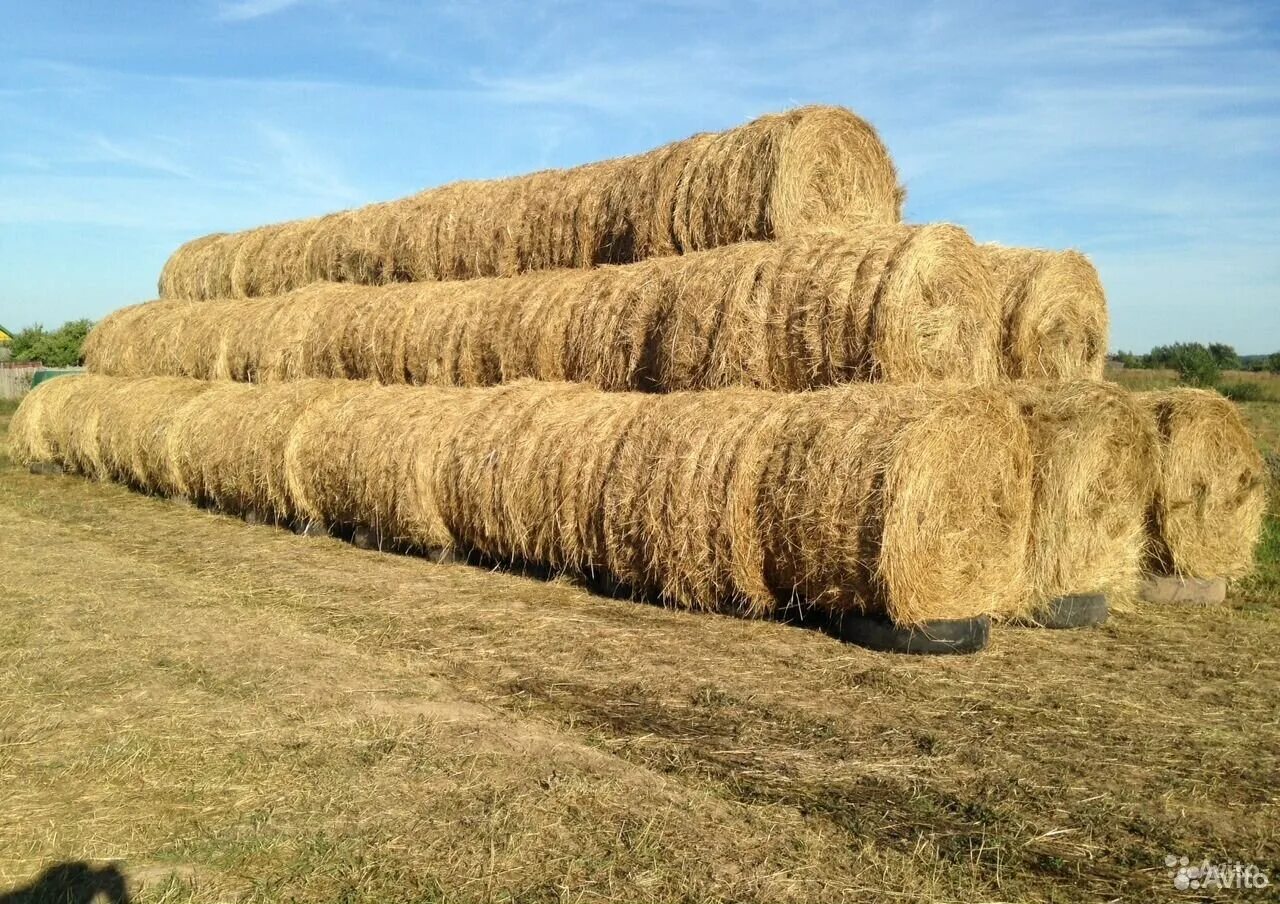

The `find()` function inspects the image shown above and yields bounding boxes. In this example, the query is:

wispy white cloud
[253,123,360,203]
[216,0,308,23]
[88,136,195,180]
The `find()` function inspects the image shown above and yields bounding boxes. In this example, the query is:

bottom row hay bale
[10,377,1264,624]
[1139,388,1267,580]
[1010,381,1160,608]
[10,374,1033,625]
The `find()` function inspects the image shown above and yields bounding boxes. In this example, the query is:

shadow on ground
[0,863,130,904]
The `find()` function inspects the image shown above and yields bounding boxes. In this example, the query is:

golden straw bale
[8,374,88,466]
[96,225,1001,389]
[158,106,901,299]
[983,246,1109,380]
[1008,381,1159,607]
[284,381,483,549]
[102,377,221,492]
[1140,389,1266,579]
[14,376,1032,625]
[436,382,1032,624]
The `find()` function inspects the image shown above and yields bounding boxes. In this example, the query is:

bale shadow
[0,862,130,904]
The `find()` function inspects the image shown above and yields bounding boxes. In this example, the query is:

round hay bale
[157,106,902,300]
[54,378,128,480]
[8,374,88,466]
[436,382,1032,624]
[284,382,466,550]
[984,246,1109,380]
[100,376,221,492]
[21,375,1032,625]
[1008,381,1159,609]
[758,385,1032,624]
[91,225,1000,389]
[164,381,338,518]
[1140,389,1267,579]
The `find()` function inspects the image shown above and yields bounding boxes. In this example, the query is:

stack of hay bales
[11,375,1035,626]
[16,103,1266,648]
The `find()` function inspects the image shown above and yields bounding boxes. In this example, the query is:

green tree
[1208,343,1241,370]
[1269,353,1280,374]
[1146,344,1176,368]
[9,319,93,367]
[9,325,48,363]
[1164,343,1220,387]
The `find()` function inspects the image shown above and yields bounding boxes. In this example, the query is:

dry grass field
[2,382,1278,903]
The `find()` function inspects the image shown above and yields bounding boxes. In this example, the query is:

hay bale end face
[1140,388,1267,579]
[1009,381,1159,608]
[984,246,1109,381]
[12,375,1033,625]
[90,225,1002,390]
[157,106,902,300]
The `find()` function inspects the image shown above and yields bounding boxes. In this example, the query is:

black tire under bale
[832,612,991,655]
[1019,593,1108,629]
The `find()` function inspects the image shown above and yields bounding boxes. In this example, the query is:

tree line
[1113,343,1280,388]
[4,320,94,368]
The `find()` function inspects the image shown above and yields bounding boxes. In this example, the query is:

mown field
[1,378,1278,903]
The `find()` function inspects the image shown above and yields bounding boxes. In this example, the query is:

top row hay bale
[158,105,903,300]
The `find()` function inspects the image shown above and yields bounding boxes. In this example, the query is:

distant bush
[1217,381,1269,402]
[9,319,93,368]
[1270,353,1280,374]
[1150,343,1220,387]
[1207,343,1241,370]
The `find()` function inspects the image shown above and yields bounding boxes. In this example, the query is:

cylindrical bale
[14,376,1033,624]
[284,381,476,549]
[49,378,129,480]
[92,225,1002,389]
[157,106,902,300]
[7,374,89,467]
[166,381,336,518]
[1140,389,1266,579]
[754,386,1033,624]
[1008,381,1159,607]
[983,246,1109,380]
[102,377,222,492]
[436,382,1033,624]
[436,382,652,575]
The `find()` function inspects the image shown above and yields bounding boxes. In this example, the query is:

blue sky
[1,0,1278,352]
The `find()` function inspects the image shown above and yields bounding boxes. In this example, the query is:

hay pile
[38,103,1272,626]
[90,225,1000,389]
[1009,381,1159,607]
[11,374,1035,625]
[1140,389,1266,579]
[157,106,902,300]
[984,246,1109,380]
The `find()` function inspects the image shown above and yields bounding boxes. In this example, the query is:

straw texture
[11,374,1034,624]
[158,106,902,300]
[91,225,1001,389]
[1139,389,1266,579]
